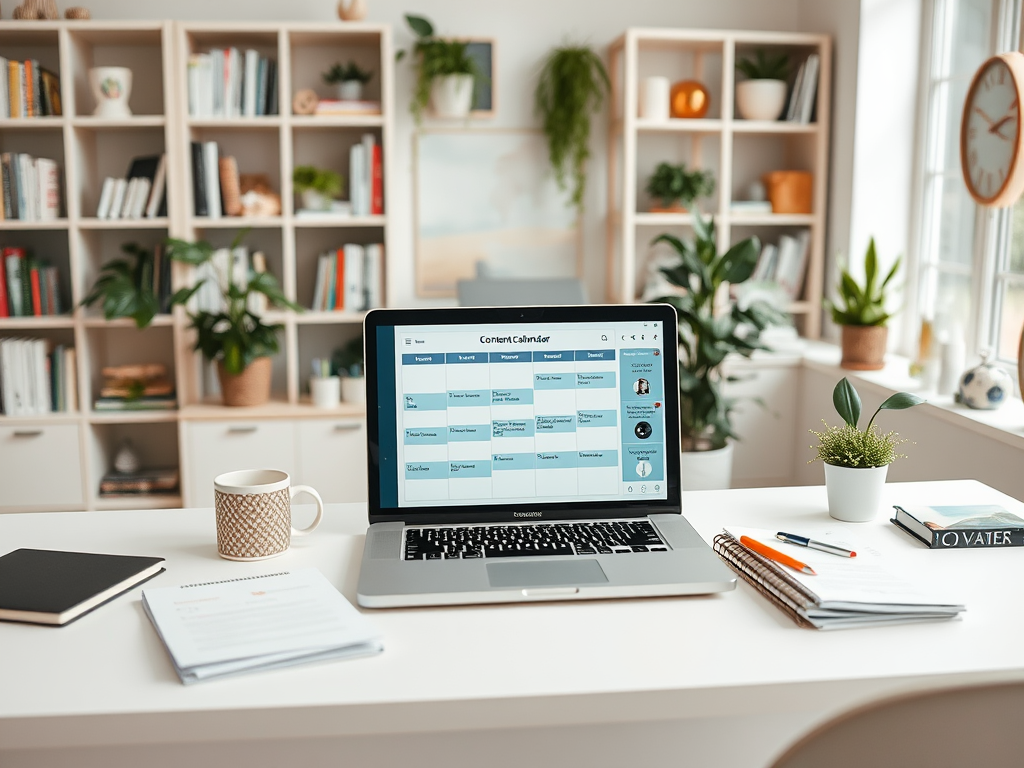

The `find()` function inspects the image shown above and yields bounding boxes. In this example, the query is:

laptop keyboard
[403,520,668,560]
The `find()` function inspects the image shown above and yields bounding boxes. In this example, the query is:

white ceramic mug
[310,375,341,408]
[89,66,133,118]
[214,469,324,561]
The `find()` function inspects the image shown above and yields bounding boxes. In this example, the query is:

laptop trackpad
[487,560,608,589]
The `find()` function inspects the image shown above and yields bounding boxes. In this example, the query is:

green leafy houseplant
[292,165,343,199]
[654,215,788,451]
[332,336,364,377]
[736,49,790,81]
[810,378,924,468]
[645,162,715,210]
[397,14,483,123]
[81,242,160,329]
[322,61,373,85]
[534,44,610,211]
[828,237,900,327]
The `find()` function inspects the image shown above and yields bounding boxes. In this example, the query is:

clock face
[961,53,1024,207]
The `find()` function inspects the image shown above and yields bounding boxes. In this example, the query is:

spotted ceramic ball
[958,354,1014,410]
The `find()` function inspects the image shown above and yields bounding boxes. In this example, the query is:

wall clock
[960,51,1024,207]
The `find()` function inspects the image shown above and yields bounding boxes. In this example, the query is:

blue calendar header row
[402,350,616,365]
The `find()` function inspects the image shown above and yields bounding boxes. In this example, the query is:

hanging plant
[534,44,610,211]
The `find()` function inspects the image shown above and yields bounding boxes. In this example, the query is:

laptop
[356,304,736,608]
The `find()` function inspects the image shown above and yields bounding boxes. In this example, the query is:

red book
[334,248,345,311]
[371,144,383,215]
[0,256,8,317]
[29,267,42,316]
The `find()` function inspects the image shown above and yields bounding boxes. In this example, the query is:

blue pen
[776,532,857,558]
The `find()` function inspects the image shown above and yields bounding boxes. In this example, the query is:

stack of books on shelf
[94,363,176,412]
[1,152,61,221]
[95,154,168,220]
[0,339,77,415]
[1,247,63,318]
[186,48,278,118]
[314,99,382,116]
[750,230,811,300]
[188,245,269,315]
[190,142,250,219]
[350,133,383,216]
[785,54,820,124]
[99,466,180,498]
[310,243,383,312]
[1,58,61,118]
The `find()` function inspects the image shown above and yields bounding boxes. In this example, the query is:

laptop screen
[364,305,681,523]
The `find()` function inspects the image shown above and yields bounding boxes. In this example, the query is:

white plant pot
[824,463,889,522]
[89,66,133,118]
[337,80,363,101]
[430,74,474,119]
[736,79,787,121]
[301,189,331,212]
[341,375,365,404]
[640,76,670,121]
[680,442,733,491]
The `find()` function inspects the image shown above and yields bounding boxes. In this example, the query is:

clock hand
[975,106,995,125]
[989,114,1015,136]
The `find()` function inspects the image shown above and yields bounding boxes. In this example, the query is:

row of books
[750,230,810,300]
[1,58,61,118]
[95,154,168,220]
[785,54,820,124]
[0,339,77,415]
[189,245,269,315]
[1,152,61,221]
[187,48,279,118]
[190,141,238,219]
[0,247,63,318]
[94,362,175,412]
[350,133,382,217]
[310,243,383,312]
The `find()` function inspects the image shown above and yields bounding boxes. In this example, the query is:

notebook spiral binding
[712,533,816,629]
[179,572,290,589]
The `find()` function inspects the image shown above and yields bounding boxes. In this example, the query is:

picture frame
[464,38,496,117]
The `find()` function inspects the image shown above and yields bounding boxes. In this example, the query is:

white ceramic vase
[640,76,670,121]
[735,79,787,121]
[824,463,889,522]
[430,74,474,119]
[337,80,363,101]
[680,442,733,491]
[341,375,365,404]
[90,66,133,118]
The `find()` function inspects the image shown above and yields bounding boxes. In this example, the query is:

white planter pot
[640,76,670,121]
[337,80,363,101]
[736,79,787,121]
[824,463,889,522]
[430,74,474,119]
[680,442,733,491]
[89,66,133,118]
[301,189,331,212]
[341,376,365,404]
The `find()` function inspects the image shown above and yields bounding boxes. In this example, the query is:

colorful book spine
[371,144,383,215]
[0,256,7,317]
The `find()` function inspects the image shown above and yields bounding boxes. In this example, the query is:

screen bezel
[363,304,681,525]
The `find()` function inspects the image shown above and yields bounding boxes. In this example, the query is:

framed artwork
[414,129,580,298]
[465,39,496,117]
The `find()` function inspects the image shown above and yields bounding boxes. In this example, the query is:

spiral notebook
[714,529,965,630]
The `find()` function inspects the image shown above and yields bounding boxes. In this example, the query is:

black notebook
[0,549,165,626]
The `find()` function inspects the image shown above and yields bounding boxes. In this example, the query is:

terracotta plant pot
[840,325,888,371]
[649,202,688,214]
[762,170,812,214]
[217,357,272,407]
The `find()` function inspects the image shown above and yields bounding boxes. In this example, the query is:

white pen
[776,531,857,558]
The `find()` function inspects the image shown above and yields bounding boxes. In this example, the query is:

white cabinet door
[0,424,84,509]
[184,420,296,507]
[294,418,368,503]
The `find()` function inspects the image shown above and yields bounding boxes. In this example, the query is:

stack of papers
[143,568,382,684]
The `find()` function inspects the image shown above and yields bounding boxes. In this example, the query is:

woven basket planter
[840,325,888,371]
[217,356,272,407]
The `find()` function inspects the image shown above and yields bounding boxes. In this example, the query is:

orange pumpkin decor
[670,80,710,118]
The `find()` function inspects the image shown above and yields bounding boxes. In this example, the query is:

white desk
[2,480,1023,768]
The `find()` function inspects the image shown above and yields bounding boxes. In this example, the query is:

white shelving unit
[607,28,831,338]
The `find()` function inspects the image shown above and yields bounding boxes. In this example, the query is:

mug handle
[289,485,324,536]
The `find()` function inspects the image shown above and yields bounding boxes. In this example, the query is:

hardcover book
[891,504,1024,548]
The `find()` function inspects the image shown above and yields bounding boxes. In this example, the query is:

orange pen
[740,535,817,575]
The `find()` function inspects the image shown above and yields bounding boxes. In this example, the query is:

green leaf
[405,14,434,38]
[833,377,861,428]
[714,236,760,284]
[165,237,213,265]
[878,391,926,411]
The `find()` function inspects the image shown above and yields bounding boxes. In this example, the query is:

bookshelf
[0,21,393,512]
[606,29,831,338]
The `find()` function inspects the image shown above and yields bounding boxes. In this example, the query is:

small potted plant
[166,231,302,407]
[735,49,789,121]
[332,335,365,404]
[322,61,373,101]
[81,242,161,328]
[810,377,924,521]
[398,14,483,122]
[828,237,900,371]
[292,165,343,212]
[645,162,715,213]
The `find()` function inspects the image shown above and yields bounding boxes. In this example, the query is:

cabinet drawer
[0,424,84,509]
[184,420,296,507]
[295,418,368,503]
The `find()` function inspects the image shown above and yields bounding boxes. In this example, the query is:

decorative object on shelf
[238,174,281,217]
[322,61,373,101]
[81,242,165,329]
[828,237,899,371]
[644,161,714,213]
[959,52,1024,207]
[810,377,924,522]
[762,170,812,214]
[397,14,484,123]
[669,79,710,119]
[333,336,365,404]
[735,49,789,121]
[957,350,1014,410]
[96,363,175,411]
[64,6,90,18]
[337,0,367,21]
[309,357,341,409]
[292,165,343,213]
[89,66,132,118]
[639,76,670,121]
[113,439,141,475]
[534,44,609,212]
[652,214,788,489]
[166,231,302,408]
[292,87,319,115]
[13,0,58,19]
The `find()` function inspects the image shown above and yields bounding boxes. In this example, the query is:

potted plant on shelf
[828,237,900,371]
[810,377,924,521]
[322,61,373,101]
[165,231,302,408]
[332,335,365,404]
[653,214,788,489]
[398,14,483,122]
[534,44,610,212]
[735,49,789,121]
[292,165,343,213]
[81,242,162,329]
[645,162,715,213]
